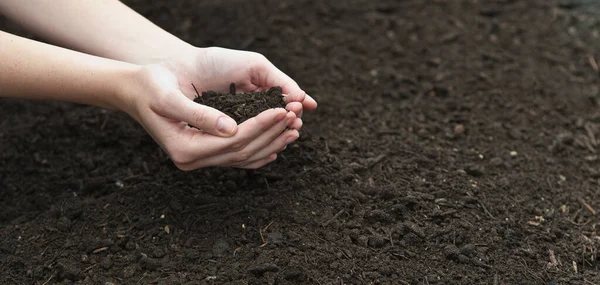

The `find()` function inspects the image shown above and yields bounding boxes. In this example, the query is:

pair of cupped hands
[122,47,317,170]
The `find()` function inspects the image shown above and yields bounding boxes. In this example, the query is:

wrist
[112,64,145,118]
[158,46,204,92]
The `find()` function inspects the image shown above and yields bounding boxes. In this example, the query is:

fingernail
[275,111,286,121]
[217,117,236,135]
[285,136,297,144]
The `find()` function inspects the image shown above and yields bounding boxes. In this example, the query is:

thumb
[158,91,238,137]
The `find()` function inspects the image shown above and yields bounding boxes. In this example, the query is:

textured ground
[3,0,600,284]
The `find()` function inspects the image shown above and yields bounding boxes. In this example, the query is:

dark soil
[193,84,286,123]
[3,0,600,284]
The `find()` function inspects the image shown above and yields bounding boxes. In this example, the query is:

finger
[283,92,306,105]
[194,111,295,168]
[285,101,303,117]
[238,129,299,167]
[154,90,238,137]
[284,92,317,111]
[253,59,315,108]
[237,111,296,157]
[302,94,318,110]
[290,118,303,130]
[241,153,278,169]
[177,108,288,168]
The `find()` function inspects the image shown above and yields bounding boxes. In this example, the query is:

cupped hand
[166,47,317,125]
[121,64,299,170]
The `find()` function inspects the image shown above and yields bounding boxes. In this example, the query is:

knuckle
[231,151,251,163]
[228,140,246,152]
[153,90,173,110]
[190,108,207,127]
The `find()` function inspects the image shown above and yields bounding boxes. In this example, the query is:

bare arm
[0,0,317,109]
[0,30,136,109]
[0,0,192,64]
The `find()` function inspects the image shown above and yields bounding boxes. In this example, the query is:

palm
[172,47,317,112]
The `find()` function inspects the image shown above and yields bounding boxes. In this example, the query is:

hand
[164,47,317,126]
[121,64,300,170]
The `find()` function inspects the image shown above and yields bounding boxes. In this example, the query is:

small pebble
[454,124,465,135]
[465,164,485,177]
[490,157,503,166]
[140,255,162,271]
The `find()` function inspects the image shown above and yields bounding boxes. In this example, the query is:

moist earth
[193,84,286,124]
[3,0,600,284]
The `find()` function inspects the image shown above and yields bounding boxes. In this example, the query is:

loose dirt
[2,0,600,284]
[193,84,286,124]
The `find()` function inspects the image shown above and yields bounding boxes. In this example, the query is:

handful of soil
[192,83,286,124]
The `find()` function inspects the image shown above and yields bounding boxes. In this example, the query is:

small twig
[83,264,98,272]
[100,112,110,130]
[548,249,558,268]
[263,221,274,232]
[479,200,496,219]
[191,83,200,97]
[92,247,109,254]
[42,272,56,285]
[589,55,599,73]
[259,228,265,243]
[368,154,387,168]
[322,210,345,227]
[578,198,597,215]
[264,177,270,192]
[586,123,598,146]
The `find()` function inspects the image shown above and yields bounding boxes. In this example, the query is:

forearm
[0,31,138,109]
[0,0,192,64]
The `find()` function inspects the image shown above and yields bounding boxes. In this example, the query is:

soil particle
[211,238,230,257]
[454,124,465,135]
[139,254,162,271]
[57,259,84,281]
[122,264,138,278]
[248,263,280,275]
[550,132,575,152]
[152,247,166,258]
[283,267,305,281]
[365,209,393,223]
[368,234,386,248]
[125,241,137,251]
[56,216,72,232]
[100,256,112,270]
[403,221,426,239]
[464,164,485,177]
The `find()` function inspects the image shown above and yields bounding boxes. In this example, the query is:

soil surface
[194,85,286,124]
[3,0,600,284]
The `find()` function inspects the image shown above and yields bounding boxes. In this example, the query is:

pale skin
[0,0,317,170]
